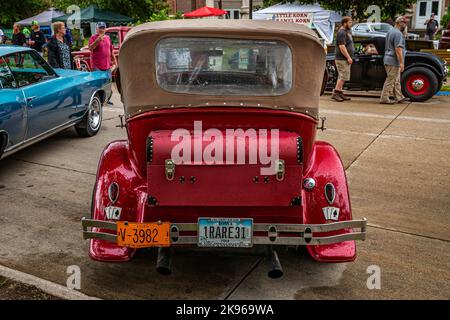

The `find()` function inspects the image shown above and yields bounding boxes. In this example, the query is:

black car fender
[404,62,442,80]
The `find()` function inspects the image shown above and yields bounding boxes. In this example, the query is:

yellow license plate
[117,222,171,248]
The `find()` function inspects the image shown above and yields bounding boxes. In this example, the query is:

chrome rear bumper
[82,217,367,246]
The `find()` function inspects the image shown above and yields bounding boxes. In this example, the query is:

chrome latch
[116,114,125,129]
[165,159,175,181]
[275,159,285,181]
[317,117,327,131]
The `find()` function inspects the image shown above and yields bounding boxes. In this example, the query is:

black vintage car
[325,37,448,101]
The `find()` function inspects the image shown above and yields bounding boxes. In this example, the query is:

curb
[0,264,100,300]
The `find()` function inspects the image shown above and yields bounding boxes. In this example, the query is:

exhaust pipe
[156,247,173,275]
[267,246,283,279]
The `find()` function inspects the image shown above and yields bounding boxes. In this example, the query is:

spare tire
[401,67,438,102]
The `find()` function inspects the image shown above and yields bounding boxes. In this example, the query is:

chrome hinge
[275,159,285,181]
[146,136,153,163]
[296,136,303,163]
[116,114,125,129]
[165,159,175,181]
[317,116,327,131]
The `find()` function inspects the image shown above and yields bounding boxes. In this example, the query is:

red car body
[82,20,367,277]
[72,26,131,75]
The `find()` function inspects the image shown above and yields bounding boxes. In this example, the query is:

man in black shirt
[12,23,26,47]
[332,16,354,102]
[29,20,46,55]
[424,13,439,40]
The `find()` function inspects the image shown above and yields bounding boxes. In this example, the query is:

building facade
[167,0,263,19]
[411,0,450,30]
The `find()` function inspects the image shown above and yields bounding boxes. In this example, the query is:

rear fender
[302,141,356,262]
[90,140,145,262]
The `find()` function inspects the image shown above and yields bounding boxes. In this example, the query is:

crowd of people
[0,21,116,73]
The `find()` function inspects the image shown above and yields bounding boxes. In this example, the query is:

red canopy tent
[184,6,227,18]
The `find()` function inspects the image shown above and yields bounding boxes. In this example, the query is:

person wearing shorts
[332,16,354,102]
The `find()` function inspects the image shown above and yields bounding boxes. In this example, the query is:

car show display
[0,46,112,159]
[325,37,448,101]
[81,20,367,278]
[351,22,420,40]
[1,0,450,303]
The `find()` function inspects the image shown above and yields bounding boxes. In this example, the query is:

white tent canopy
[17,7,64,26]
[253,3,342,44]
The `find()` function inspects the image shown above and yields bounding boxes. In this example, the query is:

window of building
[431,1,439,15]
[419,2,427,16]
[225,9,241,19]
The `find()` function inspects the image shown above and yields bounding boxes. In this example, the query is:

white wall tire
[75,95,102,137]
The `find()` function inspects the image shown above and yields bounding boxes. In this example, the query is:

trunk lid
[147,129,303,207]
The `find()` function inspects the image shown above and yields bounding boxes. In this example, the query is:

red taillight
[108,182,119,203]
[325,183,336,205]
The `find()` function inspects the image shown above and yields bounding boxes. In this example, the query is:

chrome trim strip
[172,223,197,232]
[83,231,117,242]
[81,218,367,246]
[174,236,197,244]
[2,118,81,158]
[81,217,117,232]
[253,232,366,245]
[169,220,367,233]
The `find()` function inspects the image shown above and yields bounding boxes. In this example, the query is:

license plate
[116,221,170,248]
[198,218,253,248]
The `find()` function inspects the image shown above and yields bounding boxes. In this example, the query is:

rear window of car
[155,37,292,96]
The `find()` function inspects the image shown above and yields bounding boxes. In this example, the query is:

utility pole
[249,0,253,19]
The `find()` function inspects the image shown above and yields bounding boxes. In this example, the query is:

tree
[441,4,450,30]
[262,0,417,21]
[51,0,169,23]
[0,0,48,26]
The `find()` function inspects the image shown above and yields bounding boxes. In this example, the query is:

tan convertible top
[119,19,325,119]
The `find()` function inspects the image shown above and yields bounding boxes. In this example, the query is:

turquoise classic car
[0,45,112,159]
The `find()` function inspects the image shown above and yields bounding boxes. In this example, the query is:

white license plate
[198,218,253,248]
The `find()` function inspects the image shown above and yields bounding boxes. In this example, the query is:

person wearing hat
[380,16,409,104]
[29,20,46,56]
[88,22,117,73]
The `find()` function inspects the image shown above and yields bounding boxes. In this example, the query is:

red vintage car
[82,20,367,278]
[72,26,131,73]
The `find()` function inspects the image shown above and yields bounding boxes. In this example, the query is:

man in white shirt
[0,28,4,44]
